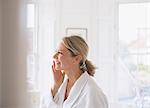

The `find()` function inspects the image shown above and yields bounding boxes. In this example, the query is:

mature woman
[48,35,108,108]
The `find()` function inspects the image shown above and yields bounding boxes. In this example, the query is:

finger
[53,61,55,67]
[53,61,57,72]
[52,64,56,73]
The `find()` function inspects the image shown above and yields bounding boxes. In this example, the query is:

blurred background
[0,0,150,108]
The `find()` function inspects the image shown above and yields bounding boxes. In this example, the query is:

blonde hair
[62,35,96,76]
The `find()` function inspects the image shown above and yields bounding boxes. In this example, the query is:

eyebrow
[55,49,65,53]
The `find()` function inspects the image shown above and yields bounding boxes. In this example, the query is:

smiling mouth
[55,61,60,65]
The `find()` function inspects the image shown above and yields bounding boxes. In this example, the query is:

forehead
[57,42,68,51]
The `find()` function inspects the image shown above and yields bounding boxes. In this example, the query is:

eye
[58,51,63,55]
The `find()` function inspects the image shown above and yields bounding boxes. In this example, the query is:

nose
[53,52,58,59]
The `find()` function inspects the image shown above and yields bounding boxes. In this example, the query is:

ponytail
[85,60,96,76]
[80,59,96,76]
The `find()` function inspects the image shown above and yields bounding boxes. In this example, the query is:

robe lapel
[55,79,68,105]
[63,72,89,108]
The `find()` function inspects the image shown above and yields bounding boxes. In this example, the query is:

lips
[56,62,60,65]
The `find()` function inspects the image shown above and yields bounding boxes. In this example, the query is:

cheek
[66,58,75,65]
[59,56,64,61]
[60,57,73,64]
[58,54,74,63]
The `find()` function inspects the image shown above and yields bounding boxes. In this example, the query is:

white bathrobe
[47,72,108,108]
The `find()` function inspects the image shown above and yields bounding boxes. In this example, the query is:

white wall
[0,0,2,106]
[1,0,30,108]
[116,0,150,3]
[97,0,118,101]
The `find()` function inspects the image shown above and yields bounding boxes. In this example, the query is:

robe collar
[63,71,89,107]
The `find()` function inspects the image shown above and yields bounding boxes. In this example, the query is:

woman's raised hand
[51,61,65,97]
[52,61,65,86]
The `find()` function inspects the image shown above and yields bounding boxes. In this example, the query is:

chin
[55,66,62,71]
[55,67,61,71]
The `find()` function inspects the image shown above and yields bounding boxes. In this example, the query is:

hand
[52,61,65,86]
[51,61,65,96]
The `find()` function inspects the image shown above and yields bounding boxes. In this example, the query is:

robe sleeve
[40,90,60,108]
[46,89,60,108]
[46,80,67,108]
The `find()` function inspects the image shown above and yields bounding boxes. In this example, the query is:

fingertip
[52,65,55,72]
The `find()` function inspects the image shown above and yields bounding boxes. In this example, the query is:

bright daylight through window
[119,2,150,108]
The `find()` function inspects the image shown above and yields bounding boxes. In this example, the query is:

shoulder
[85,73,103,93]
[83,73,108,108]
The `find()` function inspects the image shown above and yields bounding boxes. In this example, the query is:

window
[26,0,56,107]
[26,0,40,107]
[118,2,150,108]
[26,3,38,91]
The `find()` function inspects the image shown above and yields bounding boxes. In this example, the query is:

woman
[48,35,108,108]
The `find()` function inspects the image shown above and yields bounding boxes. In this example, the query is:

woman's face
[53,42,76,71]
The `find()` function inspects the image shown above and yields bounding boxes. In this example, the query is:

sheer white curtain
[38,21,54,92]
[38,0,55,94]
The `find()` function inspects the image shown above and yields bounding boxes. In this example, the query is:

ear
[74,55,82,64]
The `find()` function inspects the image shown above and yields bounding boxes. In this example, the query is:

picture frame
[66,28,88,40]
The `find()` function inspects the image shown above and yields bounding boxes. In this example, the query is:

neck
[65,68,82,86]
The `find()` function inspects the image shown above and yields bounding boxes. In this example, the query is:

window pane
[27,4,35,28]
[119,3,150,54]
[136,55,150,83]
